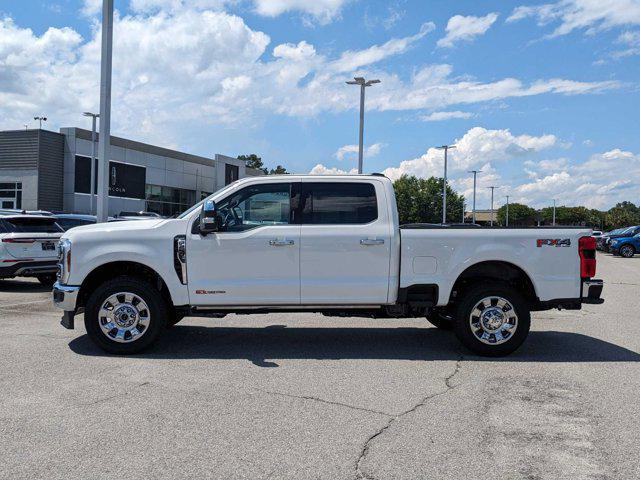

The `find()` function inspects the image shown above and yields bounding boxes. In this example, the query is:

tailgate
[2,233,60,260]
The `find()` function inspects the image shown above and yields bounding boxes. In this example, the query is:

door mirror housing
[199,200,219,235]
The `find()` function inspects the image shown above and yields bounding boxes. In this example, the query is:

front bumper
[0,260,58,278]
[582,279,604,304]
[53,282,80,329]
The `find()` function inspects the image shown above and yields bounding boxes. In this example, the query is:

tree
[497,203,537,226]
[238,154,268,174]
[238,154,288,175]
[605,202,640,230]
[269,165,288,175]
[393,175,464,225]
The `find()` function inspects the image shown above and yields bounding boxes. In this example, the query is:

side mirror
[199,200,219,235]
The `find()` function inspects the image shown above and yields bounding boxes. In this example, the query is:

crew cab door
[186,180,301,305]
[299,179,392,304]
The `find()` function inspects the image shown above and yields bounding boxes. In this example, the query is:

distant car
[54,214,97,231]
[602,226,640,252]
[0,214,63,285]
[610,233,640,258]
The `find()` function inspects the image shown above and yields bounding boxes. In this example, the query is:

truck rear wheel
[84,276,167,354]
[453,284,530,357]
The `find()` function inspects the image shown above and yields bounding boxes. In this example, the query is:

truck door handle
[360,239,385,246]
[269,239,295,246]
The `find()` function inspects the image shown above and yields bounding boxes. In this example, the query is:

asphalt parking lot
[1,254,639,480]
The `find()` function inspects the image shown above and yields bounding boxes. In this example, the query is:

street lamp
[96,0,114,223]
[468,169,481,224]
[505,195,510,227]
[487,186,498,226]
[436,145,456,224]
[346,77,380,174]
[33,116,47,129]
[83,112,100,215]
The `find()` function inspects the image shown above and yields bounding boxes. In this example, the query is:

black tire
[36,274,57,287]
[426,309,454,330]
[620,245,635,258]
[166,310,185,328]
[84,276,168,354]
[452,284,531,357]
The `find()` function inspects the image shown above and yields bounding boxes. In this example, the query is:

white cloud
[507,0,640,37]
[334,142,385,161]
[332,22,435,72]
[309,164,357,175]
[421,110,473,121]
[0,9,621,150]
[252,0,351,23]
[614,30,640,57]
[515,148,640,208]
[381,126,559,181]
[437,13,499,48]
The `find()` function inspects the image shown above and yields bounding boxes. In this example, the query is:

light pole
[552,199,556,226]
[468,170,481,224]
[83,112,99,215]
[346,77,380,174]
[33,116,47,129]
[505,195,510,227]
[436,145,456,224]
[488,186,498,226]
[96,0,114,223]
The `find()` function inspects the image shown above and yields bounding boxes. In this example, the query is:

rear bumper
[582,279,604,304]
[536,279,604,310]
[0,260,58,278]
[53,281,80,329]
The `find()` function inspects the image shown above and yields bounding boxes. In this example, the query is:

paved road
[1,254,639,479]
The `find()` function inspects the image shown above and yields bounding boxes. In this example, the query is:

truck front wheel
[453,284,530,357]
[84,276,168,354]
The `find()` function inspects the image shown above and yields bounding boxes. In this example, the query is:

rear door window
[3,217,64,233]
[300,182,378,225]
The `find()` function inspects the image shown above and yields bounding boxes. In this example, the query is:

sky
[1,0,639,210]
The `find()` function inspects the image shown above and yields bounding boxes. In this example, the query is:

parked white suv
[0,214,63,285]
[53,175,603,356]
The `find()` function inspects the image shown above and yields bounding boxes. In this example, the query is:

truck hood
[63,218,167,240]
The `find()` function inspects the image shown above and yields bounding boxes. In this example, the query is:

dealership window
[0,182,22,209]
[300,182,377,225]
[225,164,239,185]
[74,156,146,199]
[145,184,196,217]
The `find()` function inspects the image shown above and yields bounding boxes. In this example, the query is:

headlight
[58,238,72,284]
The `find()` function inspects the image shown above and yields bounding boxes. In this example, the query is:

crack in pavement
[255,388,394,417]
[75,381,151,406]
[354,354,463,480]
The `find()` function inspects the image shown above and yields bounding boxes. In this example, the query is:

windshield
[178,180,240,219]
[2,217,63,233]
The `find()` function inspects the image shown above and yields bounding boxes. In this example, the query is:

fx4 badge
[537,238,571,248]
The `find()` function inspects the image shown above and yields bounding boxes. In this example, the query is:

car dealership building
[0,127,261,216]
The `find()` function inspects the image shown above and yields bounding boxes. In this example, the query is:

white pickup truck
[53,175,603,356]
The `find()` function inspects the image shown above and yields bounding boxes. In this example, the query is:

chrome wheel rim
[469,296,518,345]
[98,292,151,343]
[621,246,633,257]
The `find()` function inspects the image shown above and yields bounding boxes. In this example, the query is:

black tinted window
[301,182,377,224]
[217,183,291,232]
[3,218,63,233]
[56,218,94,230]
